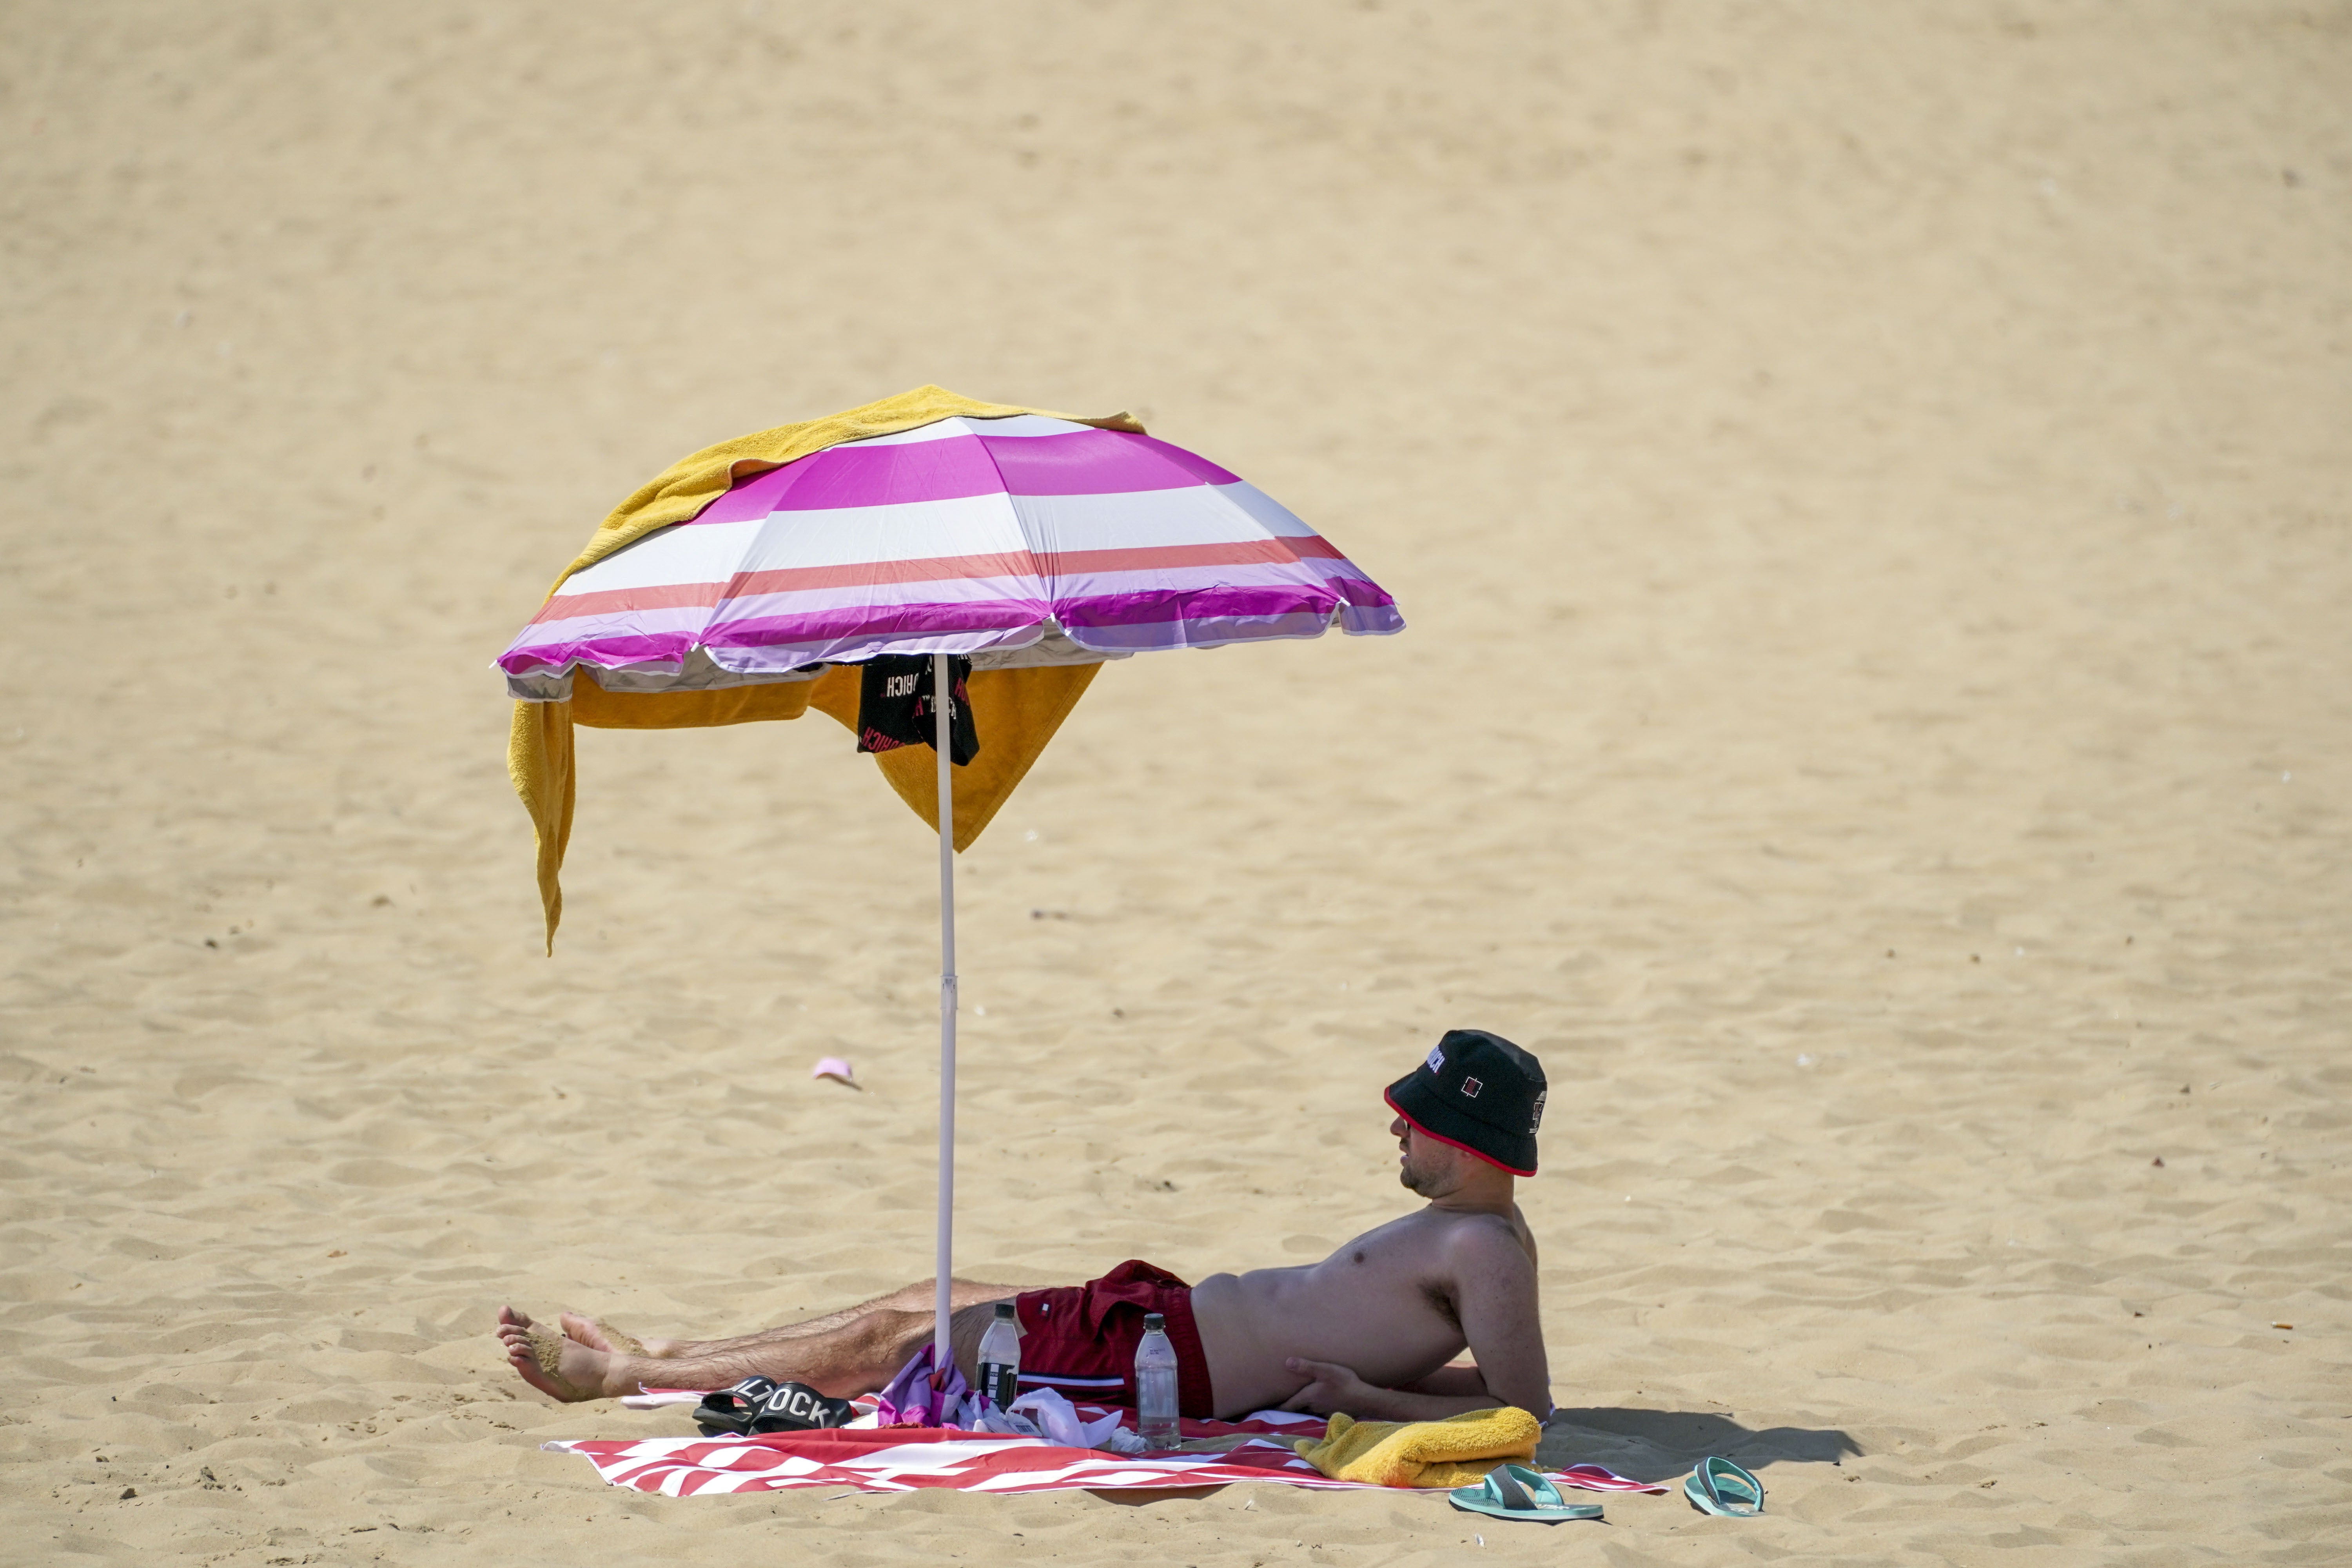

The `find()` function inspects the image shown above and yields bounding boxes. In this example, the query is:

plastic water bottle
[976,1302,1021,1411]
[1134,1312,1180,1451]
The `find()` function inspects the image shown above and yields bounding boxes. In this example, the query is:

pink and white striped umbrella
[497,413,1399,691]
[495,405,1401,1390]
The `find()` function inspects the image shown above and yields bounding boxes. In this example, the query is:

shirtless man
[498,1031,1552,1421]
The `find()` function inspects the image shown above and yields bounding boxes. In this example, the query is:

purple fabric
[704,584,1348,648]
[702,575,1338,635]
[690,462,804,526]
[873,1343,976,1428]
[702,597,1053,652]
[1053,582,1350,628]
[500,630,699,674]
[978,431,1239,495]
[686,429,1234,521]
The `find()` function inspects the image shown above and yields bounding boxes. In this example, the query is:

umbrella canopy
[498,411,1399,690]
[498,388,1401,1397]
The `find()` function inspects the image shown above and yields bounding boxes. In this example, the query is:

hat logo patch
[1460,1076,1483,1099]
[1425,1045,1446,1074]
[1530,1089,1546,1133]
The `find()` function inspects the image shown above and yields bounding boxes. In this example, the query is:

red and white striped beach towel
[550,1405,1669,1498]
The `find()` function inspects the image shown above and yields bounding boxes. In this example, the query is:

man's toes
[561,1312,650,1357]
[512,1324,621,1404]
[559,1312,614,1351]
[498,1305,533,1331]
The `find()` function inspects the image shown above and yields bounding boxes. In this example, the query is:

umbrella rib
[963,420,1056,593]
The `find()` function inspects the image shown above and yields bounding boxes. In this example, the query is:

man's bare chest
[1325,1218,1465,1325]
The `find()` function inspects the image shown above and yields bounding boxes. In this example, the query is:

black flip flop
[694,1376,780,1437]
[746,1381,855,1434]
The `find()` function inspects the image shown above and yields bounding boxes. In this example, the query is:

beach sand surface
[4,3,2348,1563]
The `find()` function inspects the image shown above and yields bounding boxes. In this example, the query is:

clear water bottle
[976,1302,1021,1411]
[1134,1311,1180,1451]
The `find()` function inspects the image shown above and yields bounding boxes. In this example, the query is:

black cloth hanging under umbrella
[856,653,979,766]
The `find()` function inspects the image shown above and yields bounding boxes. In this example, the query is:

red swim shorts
[1011,1259,1216,1417]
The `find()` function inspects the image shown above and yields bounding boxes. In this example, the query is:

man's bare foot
[499,1304,673,1359]
[495,1307,623,1402]
[560,1312,671,1358]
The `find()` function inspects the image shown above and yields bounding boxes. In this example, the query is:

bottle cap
[1143,1312,1165,1330]
[993,1302,1016,1319]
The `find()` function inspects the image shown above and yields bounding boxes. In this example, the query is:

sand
[4,2,2348,1563]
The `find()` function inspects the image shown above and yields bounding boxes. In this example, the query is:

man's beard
[1398,1157,1435,1195]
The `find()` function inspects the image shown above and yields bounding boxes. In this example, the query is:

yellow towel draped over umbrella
[506,386,1141,952]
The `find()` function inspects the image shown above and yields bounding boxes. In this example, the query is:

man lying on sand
[499,1030,1552,1422]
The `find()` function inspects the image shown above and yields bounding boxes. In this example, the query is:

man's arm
[1441,1218,1550,1416]
[1281,1357,1499,1421]
[1400,1363,1489,1399]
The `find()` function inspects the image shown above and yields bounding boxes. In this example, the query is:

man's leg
[501,1278,1020,1362]
[498,1293,1014,1403]
[654,1278,1020,1359]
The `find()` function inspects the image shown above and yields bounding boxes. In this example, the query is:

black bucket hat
[1384,1030,1546,1176]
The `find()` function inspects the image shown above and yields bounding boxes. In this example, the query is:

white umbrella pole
[931,653,958,1381]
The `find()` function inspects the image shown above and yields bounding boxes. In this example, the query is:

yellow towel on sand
[507,386,1142,952]
[1292,1408,1544,1489]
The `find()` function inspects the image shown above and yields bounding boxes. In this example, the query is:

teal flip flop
[1683,1455,1764,1516]
[1448,1463,1604,1524]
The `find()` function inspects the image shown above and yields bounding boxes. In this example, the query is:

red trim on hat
[1384,1089,1536,1178]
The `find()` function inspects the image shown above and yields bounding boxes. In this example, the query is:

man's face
[1390,1113,1459,1196]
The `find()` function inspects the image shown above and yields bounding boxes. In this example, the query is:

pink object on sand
[811,1056,855,1086]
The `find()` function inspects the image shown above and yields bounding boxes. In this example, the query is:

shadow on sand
[1539,1407,1860,1485]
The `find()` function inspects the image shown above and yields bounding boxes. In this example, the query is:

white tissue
[1006,1387,1146,1452]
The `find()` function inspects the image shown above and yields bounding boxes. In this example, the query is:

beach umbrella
[499,387,1401,1376]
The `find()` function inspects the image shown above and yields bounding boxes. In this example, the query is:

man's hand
[1280,1356,1508,1423]
[1279,1357,1377,1416]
